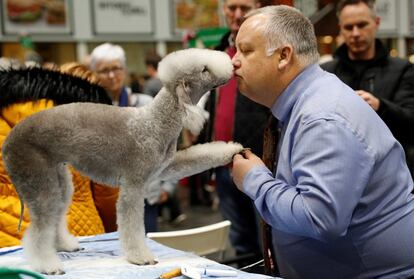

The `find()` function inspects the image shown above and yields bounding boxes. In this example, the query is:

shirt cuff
[243,165,273,199]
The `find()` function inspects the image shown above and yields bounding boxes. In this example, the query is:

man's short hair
[246,5,319,66]
[145,54,161,71]
[336,0,376,17]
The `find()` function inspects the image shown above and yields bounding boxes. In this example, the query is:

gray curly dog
[2,48,243,274]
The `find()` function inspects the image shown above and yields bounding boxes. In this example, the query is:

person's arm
[376,63,414,143]
[91,183,119,232]
[233,118,374,241]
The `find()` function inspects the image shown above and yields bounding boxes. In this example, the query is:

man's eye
[357,22,368,29]
[240,6,252,13]
[344,25,353,31]
[241,49,252,54]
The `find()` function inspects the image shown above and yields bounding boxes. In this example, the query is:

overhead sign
[92,0,153,34]
[376,0,398,33]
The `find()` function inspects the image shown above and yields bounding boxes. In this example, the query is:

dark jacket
[321,39,414,147]
[205,31,269,156]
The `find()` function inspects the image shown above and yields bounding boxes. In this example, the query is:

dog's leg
[55,164,80,252]
[17,163,67,274]
[117,181,156,265]
[159,141,244,181]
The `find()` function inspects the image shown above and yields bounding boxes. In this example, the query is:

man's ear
[375,16,380,29]
[277,45,293,70]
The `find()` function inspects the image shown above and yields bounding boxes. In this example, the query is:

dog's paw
[200,141,244,167]
[125,246,157,265]
[214,141,244,164]
[56,234,80,252]
[41,268,65,275]
[33,257,65,275]
[226,141,244,154]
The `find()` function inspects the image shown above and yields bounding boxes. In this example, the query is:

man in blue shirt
[231,5,414,278]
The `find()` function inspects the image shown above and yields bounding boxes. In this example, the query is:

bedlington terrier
[2,48,244,275]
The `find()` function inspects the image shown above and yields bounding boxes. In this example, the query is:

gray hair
[89,43,126,71]
[246,5,319,67]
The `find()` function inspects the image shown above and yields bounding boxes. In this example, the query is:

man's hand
[356,90,380,111]
[232,149,265,191]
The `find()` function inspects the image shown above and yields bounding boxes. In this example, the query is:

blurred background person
[157,180,187,226]
[321,0,414,177]
[143,52,163,97]
[90,43,153,108]
[129,71,143,93]
[0,62,115,247]
[89,43,156,232]
[203,0,268,268]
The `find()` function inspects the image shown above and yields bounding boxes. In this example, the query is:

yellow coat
[0,100,118,247]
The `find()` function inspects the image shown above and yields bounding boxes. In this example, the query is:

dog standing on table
[2,48,243,274]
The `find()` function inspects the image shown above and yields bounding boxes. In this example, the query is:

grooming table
[0,232,275,278]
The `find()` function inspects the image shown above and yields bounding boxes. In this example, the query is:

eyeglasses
[96,67,124,76]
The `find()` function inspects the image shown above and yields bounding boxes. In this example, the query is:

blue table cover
[0,232,276,279]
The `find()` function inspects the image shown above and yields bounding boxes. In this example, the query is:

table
[0,232,275,279]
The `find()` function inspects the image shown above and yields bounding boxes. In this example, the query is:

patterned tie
[261,115,280,276]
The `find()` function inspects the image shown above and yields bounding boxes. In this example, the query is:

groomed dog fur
[2,48,244,274]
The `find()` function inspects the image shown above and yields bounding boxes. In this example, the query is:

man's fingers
[241,149,255,159]
[234,148,260,162]
[233,153,244,161]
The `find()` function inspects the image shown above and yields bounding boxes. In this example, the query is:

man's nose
[232,54,240,68]
[108,71,115,78]
[234,7,244,19]
[351,26,361,36]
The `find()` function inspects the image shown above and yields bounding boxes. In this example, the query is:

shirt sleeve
[243,118,375,241]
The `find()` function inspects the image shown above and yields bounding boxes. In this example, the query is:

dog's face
[158,48,233,105]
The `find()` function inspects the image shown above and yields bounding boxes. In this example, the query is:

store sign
[1,0,71,35]
[376,0,398,33]
[294,0,318,19]
[92,0,152,34]
[174,0,220,33]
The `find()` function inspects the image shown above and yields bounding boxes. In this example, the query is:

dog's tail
[17,200,24,233]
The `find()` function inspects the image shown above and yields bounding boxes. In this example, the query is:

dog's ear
[176,80,192,105]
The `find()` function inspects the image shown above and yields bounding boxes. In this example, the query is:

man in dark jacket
[203,0,269,266]
[321,0,414,175]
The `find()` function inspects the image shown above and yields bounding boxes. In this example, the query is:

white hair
[89,43,126,71]
[247,5,320,67]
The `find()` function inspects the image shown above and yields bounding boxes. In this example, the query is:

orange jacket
[0,100,118,247]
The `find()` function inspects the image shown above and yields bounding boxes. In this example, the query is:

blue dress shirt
[243,64,414,278]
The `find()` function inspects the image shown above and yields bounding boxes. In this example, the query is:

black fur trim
[0,67,112,109]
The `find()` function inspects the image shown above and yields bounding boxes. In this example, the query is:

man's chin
[231,25,241,34]
[237,85,249,97]
[349,44,367,54]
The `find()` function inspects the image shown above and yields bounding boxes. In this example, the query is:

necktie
[261,115,280,276]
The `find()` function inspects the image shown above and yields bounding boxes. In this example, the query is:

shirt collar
[271,64,322,124]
